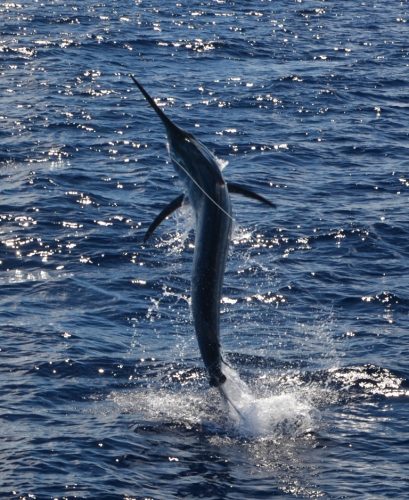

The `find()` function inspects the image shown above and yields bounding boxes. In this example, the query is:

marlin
[132,76,274,389]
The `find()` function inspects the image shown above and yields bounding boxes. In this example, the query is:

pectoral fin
[144,194,185,242]
[227,182,276,208]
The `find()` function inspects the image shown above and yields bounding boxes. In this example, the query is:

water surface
[1,1,409,498]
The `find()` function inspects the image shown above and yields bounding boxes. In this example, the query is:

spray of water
[218,364,316,438]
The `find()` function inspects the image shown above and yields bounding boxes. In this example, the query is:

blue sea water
[1,0,409,498]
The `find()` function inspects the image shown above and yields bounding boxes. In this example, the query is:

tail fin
[208,369,227,387]
[218,384,245,420]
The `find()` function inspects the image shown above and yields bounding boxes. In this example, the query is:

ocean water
[1,0,409,498]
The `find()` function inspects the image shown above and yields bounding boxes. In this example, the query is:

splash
[109,362,318,440]
[219,365,316,438]
[216,156,229,171]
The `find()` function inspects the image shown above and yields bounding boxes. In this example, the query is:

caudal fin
[208,369,227,388]
[218,383,246,420]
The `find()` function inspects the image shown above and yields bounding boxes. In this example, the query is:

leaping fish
[131,76,274,388]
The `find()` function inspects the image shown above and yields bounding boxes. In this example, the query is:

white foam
[216,156,229,171]
[109,365,318,440]
[220,365,316,439]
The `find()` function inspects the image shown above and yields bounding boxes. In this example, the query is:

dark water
[1,1,409,498]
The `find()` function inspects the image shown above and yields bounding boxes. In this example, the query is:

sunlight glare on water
[1,0,408,498]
